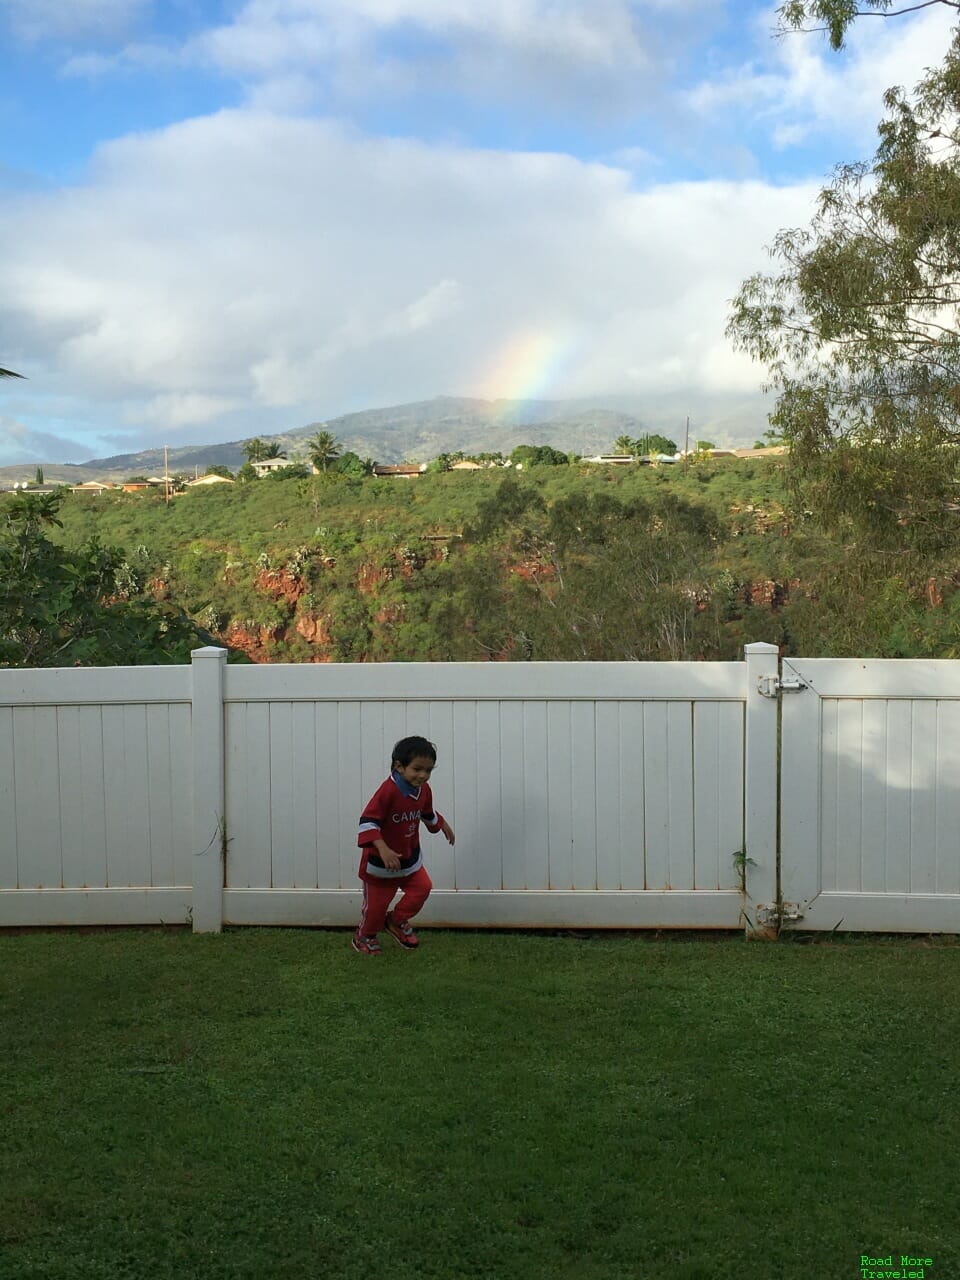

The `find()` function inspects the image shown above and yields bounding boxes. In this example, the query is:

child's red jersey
[357,773,444,881]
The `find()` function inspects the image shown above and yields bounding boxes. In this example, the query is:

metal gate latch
[756,903,805,926]
[757,674,807,698]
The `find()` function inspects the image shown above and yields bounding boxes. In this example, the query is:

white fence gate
[2,644,959,935]
[779,658,960,933]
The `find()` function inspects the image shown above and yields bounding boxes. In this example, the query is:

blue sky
[0,0,954,465]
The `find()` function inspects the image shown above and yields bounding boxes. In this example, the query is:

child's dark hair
[392,735,437,767]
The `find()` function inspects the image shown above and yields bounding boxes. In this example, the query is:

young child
[352,735,455,955]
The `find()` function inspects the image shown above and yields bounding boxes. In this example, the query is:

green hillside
[0,392,770,486]
[27,455,960,665]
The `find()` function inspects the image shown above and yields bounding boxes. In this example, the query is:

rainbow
[476,327,580,407]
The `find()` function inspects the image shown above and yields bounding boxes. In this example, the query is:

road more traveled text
[860,1257,933,1280]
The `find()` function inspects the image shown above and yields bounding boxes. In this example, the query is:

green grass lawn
[2,929,957,1280]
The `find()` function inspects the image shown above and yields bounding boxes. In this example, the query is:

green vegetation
[10,452,958,665]
[2,928,958,1279]
[731,1,960,555]
[241,438,283,464]
[614,432,678,457]
[0,491,210,667]
[305,429,342,473]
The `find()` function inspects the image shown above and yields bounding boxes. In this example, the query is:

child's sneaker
[351,932,382,955]
[385,912,419,949]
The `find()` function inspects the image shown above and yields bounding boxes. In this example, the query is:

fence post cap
[191,646,228,660]
[744,642,779,657]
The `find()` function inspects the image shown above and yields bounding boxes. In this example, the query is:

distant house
[121,482,151,492]
[450,460,483,471]
[251,457,289,477]
[731,446,788,458]
[582,455,636,465]
[71,481,116,494]
[372,464,427,479]
[186,474,235,487]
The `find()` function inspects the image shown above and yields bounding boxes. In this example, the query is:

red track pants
[357,866,432,936]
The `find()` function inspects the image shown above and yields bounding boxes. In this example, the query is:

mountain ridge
[0,392,770,482]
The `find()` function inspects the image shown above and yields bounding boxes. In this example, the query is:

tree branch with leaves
[729,9,960,551]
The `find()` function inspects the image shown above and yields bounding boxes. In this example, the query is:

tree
[509,444,569,467]
[777,1,959,51]
[614,434,634,454]
[204,464,234,479]
[643,434,678,456]
[335,450,372,477]
[728,6,960,551]
[242,438,283,463]
[35,467,43,485]
[306,430,342,473]
[0,492,208,666]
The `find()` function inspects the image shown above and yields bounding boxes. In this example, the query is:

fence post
[191,646,227,933]
[743,642,779,939]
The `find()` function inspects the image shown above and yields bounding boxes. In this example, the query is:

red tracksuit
[356,772,443,935]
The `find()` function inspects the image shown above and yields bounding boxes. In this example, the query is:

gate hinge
[756,902,804,926]
[757,674,807,698]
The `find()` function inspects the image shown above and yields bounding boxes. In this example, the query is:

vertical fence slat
[936,702,960,895]
[909,701,938,894]
[269,704,295,889]
[884,701,912,896]
[743,643,779,933]
[290,702,318,889]
[426,701,456,890]
[451,702,479,890]
[546,702,574,891]
[521,702,550,892]
[860,700,888,893]
[619,702,645,891]
[595,702,623,892]
[571,703,598,890]
[475,702,502,890]
[665,702,695,891]
[15,706,62,888]
[499,702,526,891]
[0,708,17,888]
[192,647,226,932]
[835,701,863,893]
[641,703,668,890]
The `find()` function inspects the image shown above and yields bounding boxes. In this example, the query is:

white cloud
[0,417,92,464]
[1,0,149,44]
[65,0,689,119]
[132,393,246,429]
[0,110,818,461]
[688,3,957,154]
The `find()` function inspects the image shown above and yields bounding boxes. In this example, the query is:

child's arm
[372,837,402,870]
[439,818,455,845]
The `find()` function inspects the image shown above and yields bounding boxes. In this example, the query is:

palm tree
[306,430,342,473]
[614,434,634,455]
[242,438,284,463]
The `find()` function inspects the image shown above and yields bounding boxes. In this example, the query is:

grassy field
[2,928,958,1280]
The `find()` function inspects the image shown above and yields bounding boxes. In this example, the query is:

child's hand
[375,840,401,870]
[440,819,455,845]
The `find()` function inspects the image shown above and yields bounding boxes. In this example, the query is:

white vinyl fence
[2,644,958,935]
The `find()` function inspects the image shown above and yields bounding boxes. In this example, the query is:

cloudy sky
[0,0,953,465]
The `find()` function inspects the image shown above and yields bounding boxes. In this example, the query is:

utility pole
[684,415,690,465]
[164,445,170,505]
